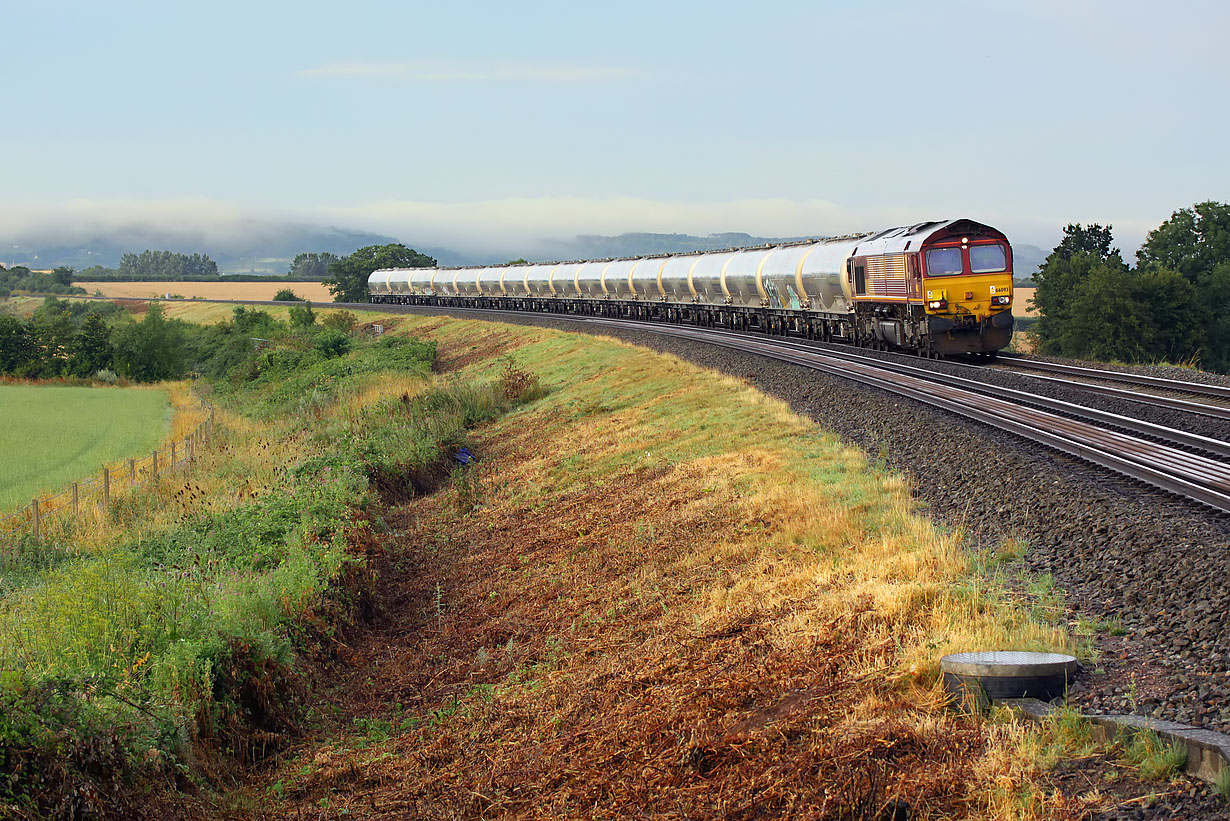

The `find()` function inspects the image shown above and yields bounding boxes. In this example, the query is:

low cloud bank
[0,196,1137,269]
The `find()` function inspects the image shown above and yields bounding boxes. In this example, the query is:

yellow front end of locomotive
[923,273,1014,321]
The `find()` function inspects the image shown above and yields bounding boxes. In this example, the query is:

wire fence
[0,404,216,544]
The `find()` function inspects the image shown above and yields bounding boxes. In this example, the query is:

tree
[1136,201,1230,283]
[112,302,188,381]
[321,310,358,332]
[273,288,303,301]
[287,252,340,280]
[72,313,113,377]
[1136,201,1230,371]
[325,244,436,303]
[1132,267,1204,365]
[52,266,75,287]
[1031,223,1127,348]
[118,250,219,280]
[0,316,34,374]
[1052,263,1154,362]
[26,310,77,377]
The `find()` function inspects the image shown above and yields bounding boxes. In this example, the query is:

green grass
[0,385,170,511]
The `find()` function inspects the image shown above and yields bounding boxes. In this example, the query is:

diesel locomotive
[367,218,1015,357]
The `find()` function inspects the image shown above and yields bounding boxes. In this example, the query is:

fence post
[152,450,158,478]
[72,482,79,516]
[103,468,110,510]
[31,499,39,542]
[172,441,177,467]
[130,458,136,486]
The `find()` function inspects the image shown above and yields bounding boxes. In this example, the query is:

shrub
[321,310,358,332]
[314,328,351,358]
[273,289,302,302]
[288,301,316,328]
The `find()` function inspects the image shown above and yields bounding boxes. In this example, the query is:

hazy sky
[4,0,1228,256]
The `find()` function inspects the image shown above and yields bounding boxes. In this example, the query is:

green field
[0,385,170,511]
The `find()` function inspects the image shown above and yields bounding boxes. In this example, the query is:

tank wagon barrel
[366,218,1016,357]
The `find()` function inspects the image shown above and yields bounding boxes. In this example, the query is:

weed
[993,536,1028,564]
[1122,729,1187,780]
[498,357,546,403]
[1214,765,1230,802]
[450,464,482,515]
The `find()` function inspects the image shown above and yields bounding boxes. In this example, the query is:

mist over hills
[2,223,409,274]
[1,221,1046,278]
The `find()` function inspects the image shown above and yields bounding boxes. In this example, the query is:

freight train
[367,218,1015,357]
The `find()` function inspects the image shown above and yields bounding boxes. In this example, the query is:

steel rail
[1000,370,1230,421]
[994,354,1230,400]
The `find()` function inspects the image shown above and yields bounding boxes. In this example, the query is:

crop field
[1014,286,1038,317]
[0,384,170,511]
[78,280,335,302]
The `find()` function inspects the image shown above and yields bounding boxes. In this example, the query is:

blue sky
[3,0,1228,256]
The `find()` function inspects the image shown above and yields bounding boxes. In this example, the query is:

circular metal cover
[940,651,1078,678]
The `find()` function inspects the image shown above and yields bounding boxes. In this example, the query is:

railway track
[988,355,1230,420]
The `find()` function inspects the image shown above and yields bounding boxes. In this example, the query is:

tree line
[0,265,86,297]
[3,245,436,295]
[1032,201,1230,372]
[0,297,363,383]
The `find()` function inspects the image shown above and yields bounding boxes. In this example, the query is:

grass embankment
[0,306,543,817]
[223,314,1092,820]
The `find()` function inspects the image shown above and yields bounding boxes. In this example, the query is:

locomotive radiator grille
[864,254,908,298]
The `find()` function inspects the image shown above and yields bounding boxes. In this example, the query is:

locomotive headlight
[991,295,1011,306]
[927,299,947,310]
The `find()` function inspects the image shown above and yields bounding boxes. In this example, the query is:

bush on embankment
[0,309,543,817]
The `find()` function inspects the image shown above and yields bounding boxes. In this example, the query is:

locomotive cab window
[969,243,1007,273]
[925,247,964,276]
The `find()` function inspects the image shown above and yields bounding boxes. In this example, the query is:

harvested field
[78,280,334,302]
[1013,286,1037,318]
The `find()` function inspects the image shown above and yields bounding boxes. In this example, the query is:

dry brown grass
[213,315,1083,820]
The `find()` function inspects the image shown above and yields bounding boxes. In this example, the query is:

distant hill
[0,223,465,275]
[1012,243,1047,279]
[534,232,815,262]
